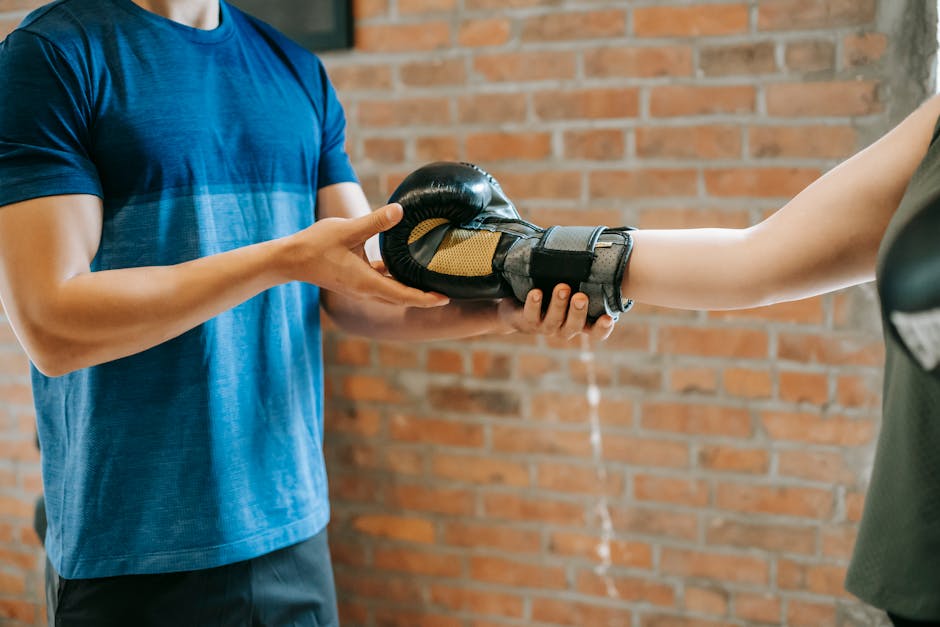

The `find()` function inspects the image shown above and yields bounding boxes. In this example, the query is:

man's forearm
[322,292,509,342]
[19,238,290,376]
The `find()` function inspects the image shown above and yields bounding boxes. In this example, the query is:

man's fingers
[355,270,449,308]
[541,284,571,331]
[346,203,404,242]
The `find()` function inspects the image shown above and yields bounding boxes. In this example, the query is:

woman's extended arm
[624,95,940,310]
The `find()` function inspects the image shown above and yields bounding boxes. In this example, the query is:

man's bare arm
[0,194,444,376]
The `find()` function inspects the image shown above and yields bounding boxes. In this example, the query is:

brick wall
[0,1,932,626]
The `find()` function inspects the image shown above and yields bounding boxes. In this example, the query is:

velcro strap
[529,226,605,285]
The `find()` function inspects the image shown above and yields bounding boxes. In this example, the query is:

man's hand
[281,203,448,308]
[498,283,616,342]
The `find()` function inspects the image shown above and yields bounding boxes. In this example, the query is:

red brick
[353,0,387,20]
[415,135,460,162]
[398,0,455,13]
[471,352,511,379]
[401,58,466,86]
[531,598,633,627]
[352,514,434,543]
[378,343,421,368]
[761,411,875,446]
[844,32,888,67]
[735,593,781,624]
[458,93,527,124]
[427,348,463,374]
[327,64,393,91]
[585,45,693,78]
[589,169,698,199]
[363,137,404,162]
[390,414,484,447]
[758,0,876,31]
[661,548,770,585]
[604,435,689,468]
[492,170,582,200]
[325,406,381,437]
[705,167,819,198]
[537,462,623,495]
[778,331,884,365]
[374,546,463,577]
[433,453,529,486]
[428,384,520,415]
[821,525,858,559]
[494,425,591,457]
[750,125,857,159]
[787,600,837,626]
[429,585,524,619]
[778,449,857,484]
[534,88,639,121]
[634,4,749,37]
[387,484,475,516]
[700,42,777,76]
[341,374,404,403]
[716,483,833,519]
[778,559,850,597]
[642,615,737,627]
[458,18,511,47]
[373,609,462,627]
[466,131,552,162]
[650,85,755,117]
[474,51,576,82]
[706,518,817,554]
[470,556,566,589]
[359,97,450,127]
[355,22,450,52]
[778,370,828,404]
[444,521,541,553]
[0,600,36,623]
[685,586,729,615]
[699,445,769,474]
[767,81,881,117]
[641,402,752,437]
[483,493,584,526]
[722,368,772,399]
[564,129,625,161]
[709,296,826,323]
[549,531,653,569]
[610,506,698,541]
[669,367,718,394]
[636,126,741,160]
[577,571,676,605]
[660,326,768,359]
[522,10,625,42]
[836,373,881,408]
[635,474,709,506]
[785,40,835,72]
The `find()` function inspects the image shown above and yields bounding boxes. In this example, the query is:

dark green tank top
[845,115,940,618]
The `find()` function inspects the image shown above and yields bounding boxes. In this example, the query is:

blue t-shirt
[0,0,357,578]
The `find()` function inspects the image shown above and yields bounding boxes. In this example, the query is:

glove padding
[379,161,635,320]
[880,198,940,375]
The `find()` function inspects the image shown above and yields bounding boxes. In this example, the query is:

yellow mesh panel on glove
[408,218,450,244]
[428,229,500,277]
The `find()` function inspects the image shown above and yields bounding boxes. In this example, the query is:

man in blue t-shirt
[0,0,612,624]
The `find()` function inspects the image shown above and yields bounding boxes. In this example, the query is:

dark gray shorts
[46,528,338,627]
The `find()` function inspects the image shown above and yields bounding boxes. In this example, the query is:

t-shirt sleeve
[315,59,358,189]
[0,30,102,209]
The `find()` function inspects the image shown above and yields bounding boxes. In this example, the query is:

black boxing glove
[379,161,635,321]
[880,199,940,375]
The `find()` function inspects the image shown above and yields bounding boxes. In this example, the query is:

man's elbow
[14,319,84,378]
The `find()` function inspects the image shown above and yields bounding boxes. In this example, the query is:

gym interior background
[0,0,935,625]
